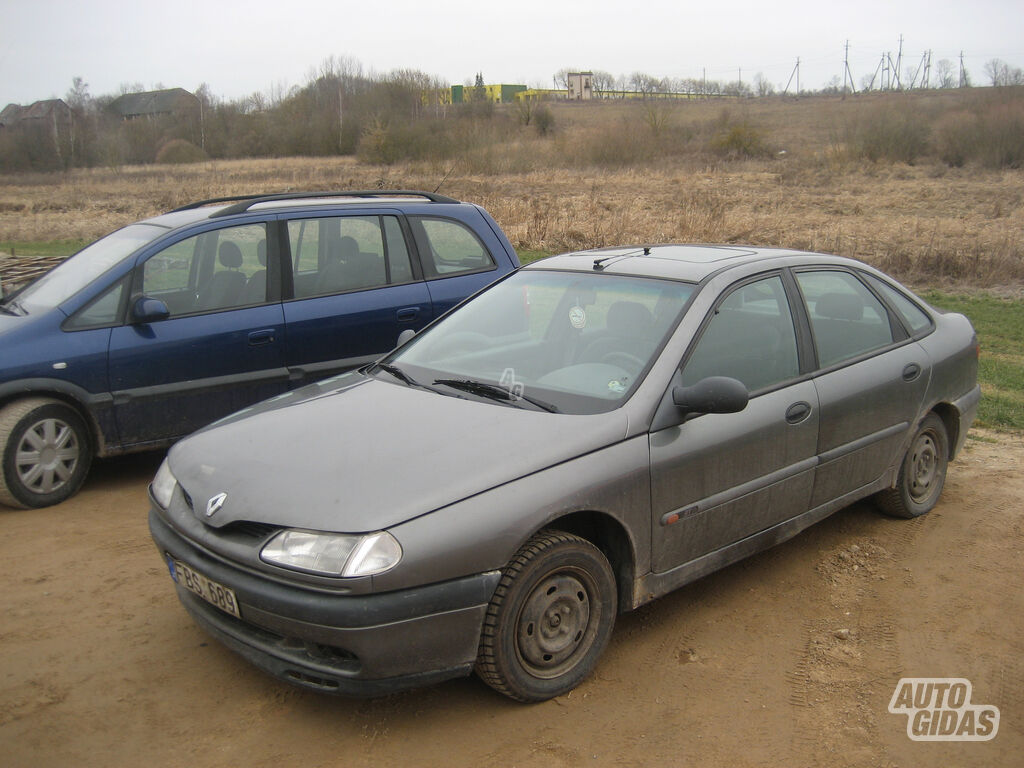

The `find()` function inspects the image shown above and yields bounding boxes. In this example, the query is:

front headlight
[260,530,402,578]
[151,459,178,509]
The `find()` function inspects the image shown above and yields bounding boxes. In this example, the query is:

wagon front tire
[0,398,93,509]
[476,529,617,702]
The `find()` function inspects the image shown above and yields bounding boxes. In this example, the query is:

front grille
[220,520,281,541]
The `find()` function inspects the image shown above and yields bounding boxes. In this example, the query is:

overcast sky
[2,0,1022,106]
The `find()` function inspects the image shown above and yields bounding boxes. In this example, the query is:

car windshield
[391,270,695,414]
[11,224,165,313]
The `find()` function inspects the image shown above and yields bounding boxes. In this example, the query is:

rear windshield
[14,224,165,313]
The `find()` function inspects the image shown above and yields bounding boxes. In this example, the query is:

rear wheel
[0,398,93,509]
[875,413,948,519]
[476,529,617,702]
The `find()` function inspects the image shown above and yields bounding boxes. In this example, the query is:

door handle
[785,401,812,424]
[902,363,922,382]
[397,306,420,322]
[248,329,276,346]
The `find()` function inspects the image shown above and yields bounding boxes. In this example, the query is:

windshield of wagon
[390,270,695,414]
[10,224,166,314]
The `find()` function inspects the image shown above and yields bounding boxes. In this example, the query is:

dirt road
[2,431,1021,767]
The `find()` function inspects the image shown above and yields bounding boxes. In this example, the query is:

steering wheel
[600,351,645,373]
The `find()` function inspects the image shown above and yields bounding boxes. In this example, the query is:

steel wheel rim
[908,430,940,503]
[15,417,80,495]
[515,569,595,679]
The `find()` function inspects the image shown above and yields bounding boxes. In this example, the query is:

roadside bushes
[155,139,208,164]
[846,100,931,164]
[935,100,1024,169]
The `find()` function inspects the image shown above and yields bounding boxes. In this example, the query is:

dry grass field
[1,91,1022,290]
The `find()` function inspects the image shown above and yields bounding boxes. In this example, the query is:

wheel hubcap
[908,431,938,503]
[15,417,79,495]
[516,572,591,678]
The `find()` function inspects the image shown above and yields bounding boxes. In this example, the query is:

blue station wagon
[0,191,519,508]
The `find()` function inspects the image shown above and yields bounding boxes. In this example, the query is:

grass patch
[924,290,1024,431]
[0,240,86,258]
[517,249,555,265]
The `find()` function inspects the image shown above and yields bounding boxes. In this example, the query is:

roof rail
[170,190,460,217]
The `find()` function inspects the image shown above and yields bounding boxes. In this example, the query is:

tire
[875,413,949,519]
[476,529,617,702]
[0,398,93,509]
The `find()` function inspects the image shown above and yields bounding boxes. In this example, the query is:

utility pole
[959,51,970,88]
[895,34,904,88]
[867,54,883,91]
[842,40,857,96]
[783,57,800,97]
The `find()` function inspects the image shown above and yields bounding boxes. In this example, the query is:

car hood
[168,373,629,532]
[0,310,32,332]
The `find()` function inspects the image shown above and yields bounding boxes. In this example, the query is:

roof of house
[107,88,199,117]
[0,99,72,126]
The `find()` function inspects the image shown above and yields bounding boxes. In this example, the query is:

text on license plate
[167,556,241,619]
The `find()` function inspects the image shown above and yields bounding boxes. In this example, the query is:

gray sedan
[148,244,979,701]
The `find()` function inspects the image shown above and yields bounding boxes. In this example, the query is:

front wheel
[874,413,949,519]
[476,529,617,702]
[0,398,93,509]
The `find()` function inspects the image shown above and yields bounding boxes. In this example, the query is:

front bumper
[149,506,501,696]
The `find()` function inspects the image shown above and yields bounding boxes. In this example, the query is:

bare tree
[630,72,660,96]
[752,72,774,97]
[934,59,955,89]
[984,58,1024,86]
[590,70,616,98]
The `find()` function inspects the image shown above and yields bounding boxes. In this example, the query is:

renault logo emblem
[206,492,228,517]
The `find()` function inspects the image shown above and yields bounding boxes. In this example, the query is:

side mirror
[672,376,749,415]
[131,296,170,324]
[395,328,416,348]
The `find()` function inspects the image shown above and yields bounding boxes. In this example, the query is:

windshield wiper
[374,362,420,388]
[433,378,559,413]
[0,298,25,316]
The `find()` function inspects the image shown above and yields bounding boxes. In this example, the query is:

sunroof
[645,245,758,263]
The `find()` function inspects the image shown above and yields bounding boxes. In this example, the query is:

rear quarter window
[410,216,496,278]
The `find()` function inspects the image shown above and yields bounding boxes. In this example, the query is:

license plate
[167,555,241,619]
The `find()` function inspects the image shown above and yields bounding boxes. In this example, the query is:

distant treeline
[2,57,1023,174]
[0,61,476,172]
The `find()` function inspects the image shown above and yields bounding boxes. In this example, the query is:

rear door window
[796,270,895,367]
[287,215,415,299]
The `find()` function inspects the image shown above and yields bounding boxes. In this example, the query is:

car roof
[138,190,468,230]
[526,244,862,283]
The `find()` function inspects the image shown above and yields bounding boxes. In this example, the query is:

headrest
[218,241,243,269]
[815,292,863,321]
[607,301,654,337]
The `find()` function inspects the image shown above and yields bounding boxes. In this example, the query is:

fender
[0,377,119,456]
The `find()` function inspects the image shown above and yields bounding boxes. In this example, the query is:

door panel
[794,269,931,505]
[282,281,434,385]
[108,304,288,445]
[810,343,930,505]
[650,274,817,573]
[650,381,819,571]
